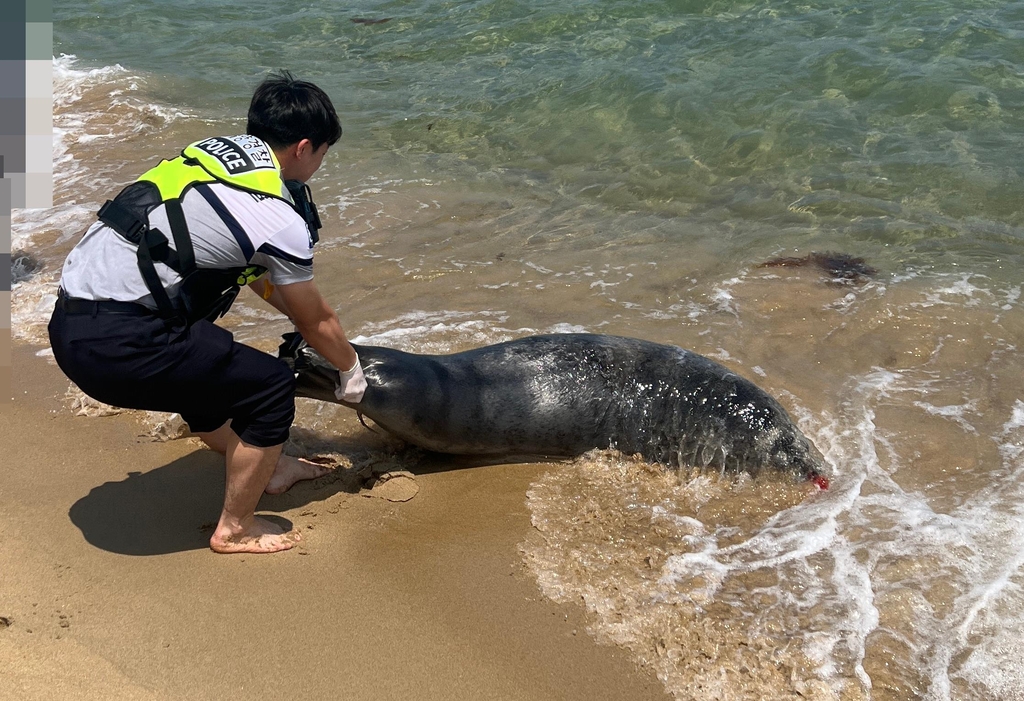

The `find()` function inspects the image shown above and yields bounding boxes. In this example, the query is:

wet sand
[0,344,669,701]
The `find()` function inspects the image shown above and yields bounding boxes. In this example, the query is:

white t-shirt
[60,181,315,308]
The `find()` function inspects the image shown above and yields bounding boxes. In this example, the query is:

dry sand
[0,344,670,701]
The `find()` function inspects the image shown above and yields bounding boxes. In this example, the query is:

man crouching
[48,72,366,554]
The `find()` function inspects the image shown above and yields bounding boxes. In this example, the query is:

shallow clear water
[14,2,1024,697]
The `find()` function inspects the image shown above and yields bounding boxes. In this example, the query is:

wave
[12,56,194,345]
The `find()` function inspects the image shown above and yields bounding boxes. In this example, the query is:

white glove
[335,355,367,403]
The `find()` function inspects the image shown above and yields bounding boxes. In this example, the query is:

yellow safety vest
[97,135,317,324]
[142,135,287,203]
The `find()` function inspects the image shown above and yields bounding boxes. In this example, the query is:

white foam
[11,280,58,345]
[12,55,193,342]
[524,261,554,275]
[830,373,1024,699]
[913,399,980,435]
[348,310,589,352]
[526,348,1024,696]
[545,322,589,334]
[1003,400,1024,434]
[709,277,741,316]
[352,309,508,341]
[921,274,992,308]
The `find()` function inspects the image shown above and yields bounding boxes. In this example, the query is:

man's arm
[271,279,359,374]
[249,278,293,319]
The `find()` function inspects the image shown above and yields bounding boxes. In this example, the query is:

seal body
[279,333,827,482]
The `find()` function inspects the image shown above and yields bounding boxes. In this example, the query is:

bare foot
[264,455,333,495]
[209,515,301,554]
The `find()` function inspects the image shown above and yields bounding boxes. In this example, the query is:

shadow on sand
[67,426,545,556]
[67,442,360,556]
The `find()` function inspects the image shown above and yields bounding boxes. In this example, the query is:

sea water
[15,1,1024,697]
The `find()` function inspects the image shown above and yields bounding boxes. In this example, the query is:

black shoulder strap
[99,182,239,324]
[97,198,147,244]
[136,232,174,317]
[97,181,187,320]
[284,179,322,245]
[136,227,179,318]
[135,196,198,319]
[164,198,196,275]
[108,196,192,321]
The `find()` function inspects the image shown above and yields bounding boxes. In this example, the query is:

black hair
[246,70,342,150]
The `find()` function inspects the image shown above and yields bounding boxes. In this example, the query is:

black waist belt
[56,288,157,317]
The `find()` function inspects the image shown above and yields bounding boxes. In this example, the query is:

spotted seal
[278,333,829,487]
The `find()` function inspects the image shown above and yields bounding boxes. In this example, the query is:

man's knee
[231,360,296,448]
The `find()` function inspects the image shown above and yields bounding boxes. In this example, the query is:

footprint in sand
[363,471,419,502]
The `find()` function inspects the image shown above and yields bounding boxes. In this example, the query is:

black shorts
[48,302,295,448]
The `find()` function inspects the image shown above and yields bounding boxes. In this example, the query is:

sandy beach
[1,343,670,701]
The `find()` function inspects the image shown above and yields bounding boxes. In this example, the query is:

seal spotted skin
[279,333,828,486]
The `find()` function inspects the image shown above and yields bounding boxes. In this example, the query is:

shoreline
[0,342,670,700]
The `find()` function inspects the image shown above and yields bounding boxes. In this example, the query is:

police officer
[49,72,363,554]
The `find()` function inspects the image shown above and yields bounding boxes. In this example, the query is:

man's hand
[335,356,368,403]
